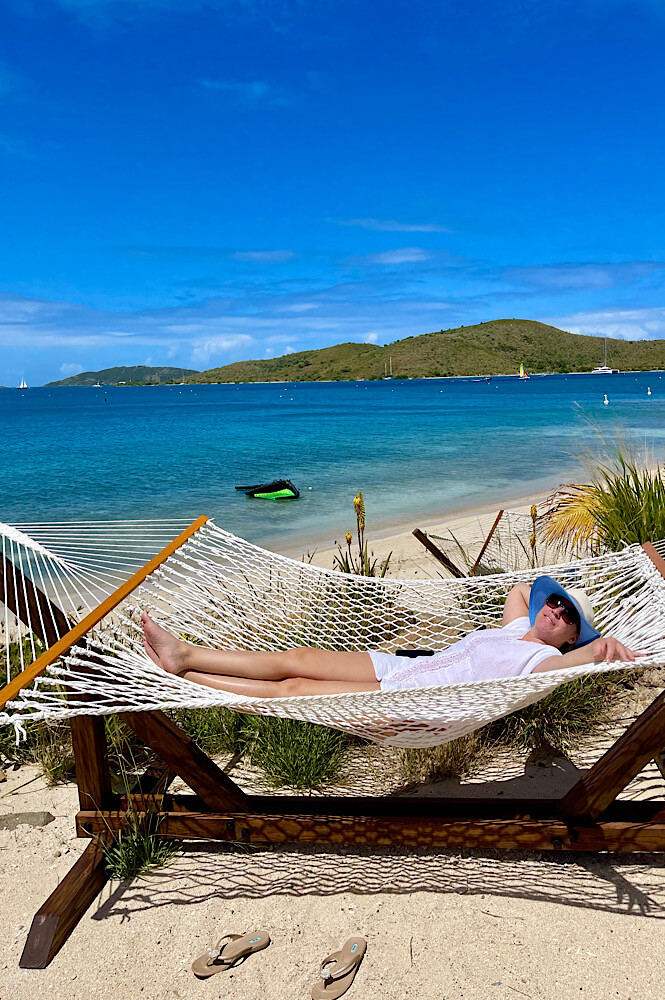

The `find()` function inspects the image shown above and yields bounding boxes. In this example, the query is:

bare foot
[141,612,188,675]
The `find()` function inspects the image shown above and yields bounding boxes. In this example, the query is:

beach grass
[487,672,625,752]
[397,732,495,785]
[544,449,665,555]
[100,808,181,881]
[240,715,354,788]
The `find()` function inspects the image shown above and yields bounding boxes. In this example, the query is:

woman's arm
[531,636,639,674]
[502,582,531,626]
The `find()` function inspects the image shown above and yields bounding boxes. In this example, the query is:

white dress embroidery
[370,617,561,691]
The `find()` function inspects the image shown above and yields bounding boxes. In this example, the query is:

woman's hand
[590,637,638,663]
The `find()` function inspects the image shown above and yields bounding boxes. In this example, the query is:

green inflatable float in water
[235,479,300,501]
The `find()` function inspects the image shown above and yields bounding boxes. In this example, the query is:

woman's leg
[179,670,380,698]
[142,612,378,686]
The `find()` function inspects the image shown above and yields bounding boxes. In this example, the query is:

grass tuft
[242,715,353,789]
[100,811,181,880]
[487,673,624,752]
[397,732,494,785]
[171,706,247,757]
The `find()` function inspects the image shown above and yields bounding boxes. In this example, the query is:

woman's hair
[558,626,581,655]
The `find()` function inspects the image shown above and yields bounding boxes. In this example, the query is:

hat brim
[528,575,600,649]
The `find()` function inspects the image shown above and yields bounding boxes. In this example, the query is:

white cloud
[285,345,296,353]
[332,218,449,233]
[544,307,665,341]
[364,248,431,266]
[0,133,32,158]
[232,250,294,262]
[59,362,85,377]
[278,302,318,312]
[0,60,21,99]
[198,78,293,109]
[363,332,379,344]
[191,334,256,364]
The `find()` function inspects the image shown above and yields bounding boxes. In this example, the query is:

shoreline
[272,474,566,572]
[277,484,557,579]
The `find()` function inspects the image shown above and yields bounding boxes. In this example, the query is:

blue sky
[2,0,665,385]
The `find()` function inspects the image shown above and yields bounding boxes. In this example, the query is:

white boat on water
[591,336,620,374]
[18,378,27,389]
[519,362,530,380]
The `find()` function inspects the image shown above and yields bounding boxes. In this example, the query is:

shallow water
[2,372,664,548]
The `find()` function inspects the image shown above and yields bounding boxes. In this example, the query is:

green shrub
[171,705,247,756]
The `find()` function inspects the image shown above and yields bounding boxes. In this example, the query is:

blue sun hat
[528,575,601,649]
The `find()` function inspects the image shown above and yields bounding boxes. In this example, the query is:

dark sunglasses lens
[545,594,580,626]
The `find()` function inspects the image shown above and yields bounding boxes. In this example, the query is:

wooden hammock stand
[2,518,665,969]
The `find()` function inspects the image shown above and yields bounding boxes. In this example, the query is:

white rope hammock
[2,520,665,748]
[1,519,198,682]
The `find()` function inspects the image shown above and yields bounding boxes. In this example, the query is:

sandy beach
[2,491,665,999]
[295,489,556,579]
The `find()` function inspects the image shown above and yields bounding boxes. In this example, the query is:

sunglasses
[545,594,580,628]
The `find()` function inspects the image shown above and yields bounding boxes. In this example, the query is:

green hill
[189,320,665,382]
[47,365,199,387]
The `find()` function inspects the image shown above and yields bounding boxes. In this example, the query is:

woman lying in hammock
[141,575,638,699]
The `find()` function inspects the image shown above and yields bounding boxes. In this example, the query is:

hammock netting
[1,519,665,748]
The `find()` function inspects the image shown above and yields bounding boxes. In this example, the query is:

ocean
[2,373,664,551]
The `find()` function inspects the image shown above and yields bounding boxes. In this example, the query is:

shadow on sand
[91,742,665,926]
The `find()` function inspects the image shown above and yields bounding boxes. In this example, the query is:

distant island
[45,320,665,387]
[47,365,199,387]
[184,320,665,383]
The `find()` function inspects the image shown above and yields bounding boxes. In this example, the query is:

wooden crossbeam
[557,690,665,820]
[75,808,665,853]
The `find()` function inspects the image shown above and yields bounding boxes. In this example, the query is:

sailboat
[591,335,619,374]
[383,357,393,380]
[519,363,530,380]
[18,378,27,389]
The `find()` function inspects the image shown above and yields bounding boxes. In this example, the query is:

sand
[3,495,665,999]
[295,489,555,579]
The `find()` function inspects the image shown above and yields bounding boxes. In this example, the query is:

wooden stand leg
[70,715,112,810]
[558,691,665,820]
[122,710,249,810]
[19,839,109,969]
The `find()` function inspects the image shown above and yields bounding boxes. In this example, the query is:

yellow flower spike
[530,504,538,520]
[354,491,366,530]
[345,532,352,545]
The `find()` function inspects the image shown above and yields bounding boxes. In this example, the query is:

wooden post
[0,551,71,649]
[19,840,109,969]
[470,509,504,576]
[411,529,466,577]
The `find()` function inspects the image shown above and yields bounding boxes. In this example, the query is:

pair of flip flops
[192,931,366,998]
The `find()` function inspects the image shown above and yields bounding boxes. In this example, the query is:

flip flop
[312,937,367,999]
[191,930,270,979]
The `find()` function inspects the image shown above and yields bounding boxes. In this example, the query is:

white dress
[369,616,561,691]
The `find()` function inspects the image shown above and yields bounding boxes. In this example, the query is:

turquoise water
[2,373,665,549]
